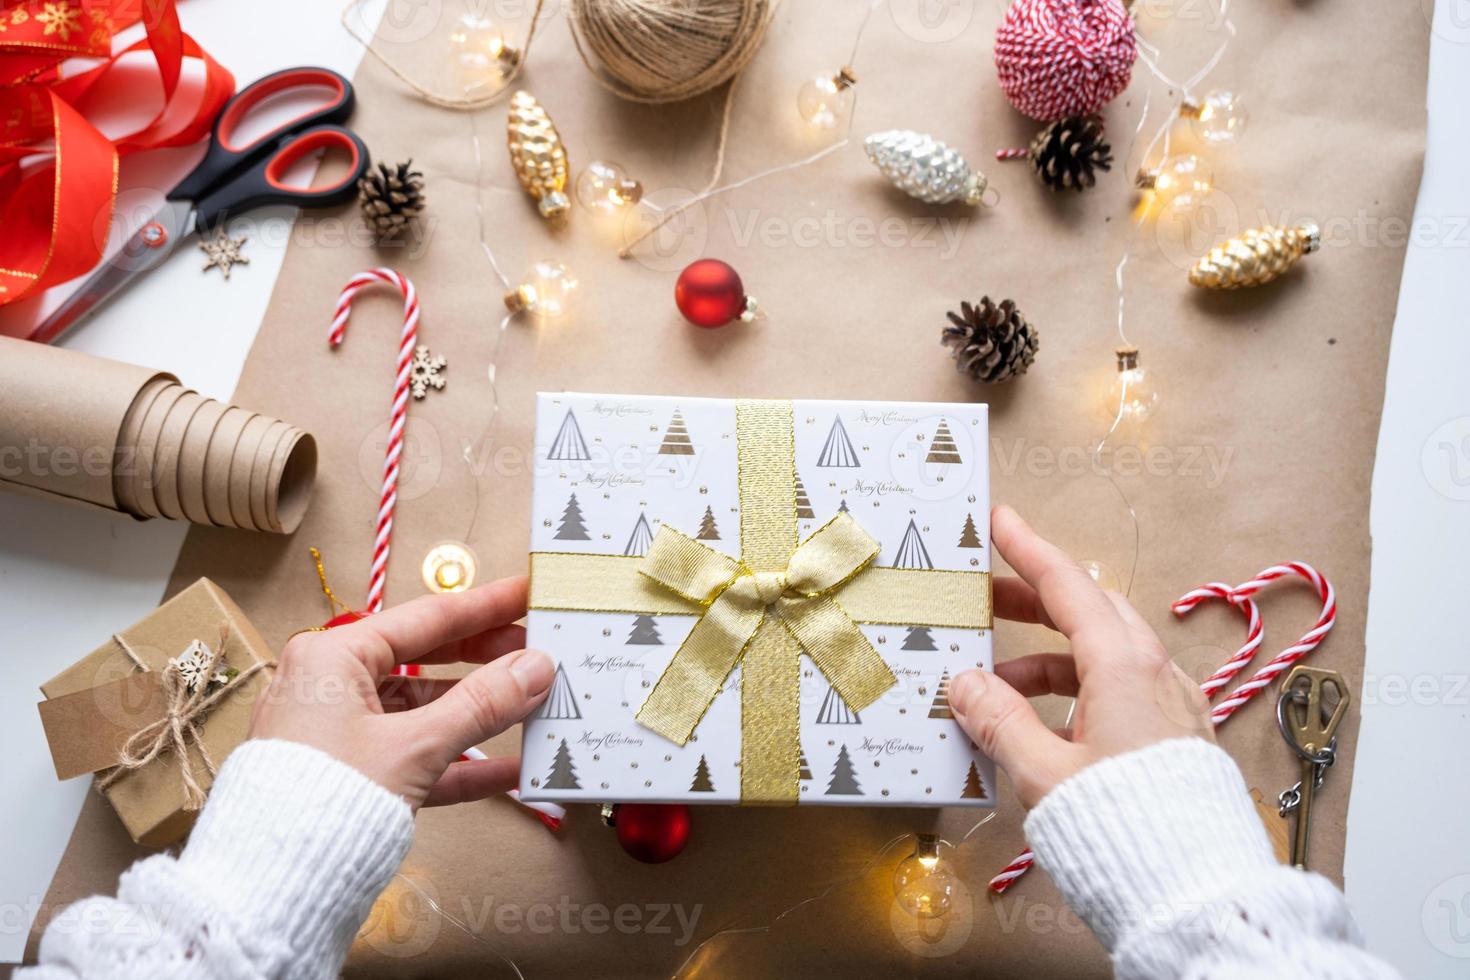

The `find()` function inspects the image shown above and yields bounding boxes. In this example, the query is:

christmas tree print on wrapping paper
[825,744,863,795]
[537,663,582,720]
[925,418,963,464]
[817,681,861,724]
[902,627,938,651]
[794,474,815,520]
[893,518,934,569]
[627,615,662,645]
[798,749,813,781]
[817,415,860,467]
[624,511,654,556]
[555,493,590,540]
[544,739,581,789]
[658,409,695,456]
[696,506,720,540]
[962,761,986,799]
[690,755,715,792]
[547,408,591,461]
[893,520,936,650]
[929,670,954,720]
[958,512,983,548]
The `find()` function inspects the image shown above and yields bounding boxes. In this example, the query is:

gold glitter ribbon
[528,399,992,803]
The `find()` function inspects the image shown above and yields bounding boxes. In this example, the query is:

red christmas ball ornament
[611,803,691,863]
[994,0,1136,122]
[674,258,757,328]
[322,610,366,629]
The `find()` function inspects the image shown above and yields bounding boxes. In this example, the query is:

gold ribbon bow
[635,512,897,749]
[529,399,992,803]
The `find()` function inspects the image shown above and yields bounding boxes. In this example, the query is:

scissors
[31,66,371,345]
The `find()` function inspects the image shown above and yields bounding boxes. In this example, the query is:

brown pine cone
[1030,116,1113,192]
[358,160,425,241]
[942,297,1039,384]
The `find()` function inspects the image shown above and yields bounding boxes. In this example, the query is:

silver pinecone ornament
[864,130,992,206]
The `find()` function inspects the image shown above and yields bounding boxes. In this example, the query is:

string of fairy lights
[345,0,1255,968]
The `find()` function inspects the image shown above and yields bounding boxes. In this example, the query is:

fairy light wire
[340,0,549,110]
[618,0,884,258]
[1092,0,1237,599]
[459,105,517,549]
[391,873,528,978]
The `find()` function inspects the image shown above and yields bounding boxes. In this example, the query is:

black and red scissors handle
[169,66,370,229]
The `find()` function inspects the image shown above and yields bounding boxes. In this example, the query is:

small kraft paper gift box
[519,393,996,808]
[37,579,275,845]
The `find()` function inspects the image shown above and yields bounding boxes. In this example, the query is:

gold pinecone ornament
[1189,223,1321,289]
[507,91,570,220]
[357,160,425,241]
[942,297,1039,384]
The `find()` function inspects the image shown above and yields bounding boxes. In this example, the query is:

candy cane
[461,746,566,832]
[1203,563,1336,724]
[1172,582,1264,700]
[989,563,1335,894]
[328,268,419,617]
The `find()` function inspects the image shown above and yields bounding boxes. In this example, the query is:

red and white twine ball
[993,0,1137,122]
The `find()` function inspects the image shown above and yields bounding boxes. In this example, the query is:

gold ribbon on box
[528,399,992,804]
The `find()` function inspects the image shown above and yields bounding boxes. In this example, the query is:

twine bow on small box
[99,628,270,809]
[529,399,993,803]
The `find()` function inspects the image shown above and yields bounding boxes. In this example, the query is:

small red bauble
[322,610,366,629]
[674,258,756,328]
[612,803,691,863]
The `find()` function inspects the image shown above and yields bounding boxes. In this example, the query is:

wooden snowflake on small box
[410,345,446,399]
[167,639,234,693]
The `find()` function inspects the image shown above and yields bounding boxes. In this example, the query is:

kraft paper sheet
[31,1,1429,974]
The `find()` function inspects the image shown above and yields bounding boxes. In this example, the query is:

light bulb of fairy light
[422,542,477,594]
[575,161,643,216]
[504,261,578,318]
[892,833,957,918]
[1181,91,1248,145]
[797,66,857,130]
[448,12,520,95]
[1103,346,1159,423]
[1135,154,1213,209]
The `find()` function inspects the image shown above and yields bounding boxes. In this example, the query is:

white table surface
[2,1,1467,973]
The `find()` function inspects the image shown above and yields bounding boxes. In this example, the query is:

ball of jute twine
[568,0,775,104]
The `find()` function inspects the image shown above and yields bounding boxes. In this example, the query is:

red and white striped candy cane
[1172,582,1264,700]
[328,268,420,617]
[1204,563,1336,724]
[989,562,1336,894]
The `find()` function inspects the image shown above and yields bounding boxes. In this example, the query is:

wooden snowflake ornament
[200,231,249,279]
[409,345,446,398]
[167,639,233,693]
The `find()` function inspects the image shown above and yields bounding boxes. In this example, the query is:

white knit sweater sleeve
[1024,737,1400,979]
[24,739,414,980]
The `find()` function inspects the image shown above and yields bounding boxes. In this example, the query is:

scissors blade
[28,199,197,345]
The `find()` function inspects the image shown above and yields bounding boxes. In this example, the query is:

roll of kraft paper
[0,337,316,533]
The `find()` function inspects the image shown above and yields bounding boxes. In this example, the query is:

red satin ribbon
[0,0,234,309]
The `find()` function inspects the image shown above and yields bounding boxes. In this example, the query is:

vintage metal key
[1275,665,1349,869]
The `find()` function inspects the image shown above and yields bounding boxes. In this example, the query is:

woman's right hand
[948,505,1213,808]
